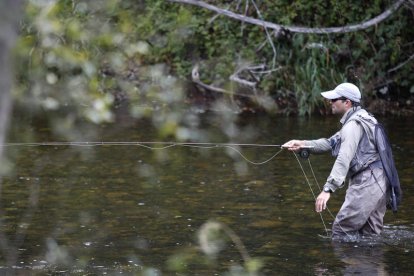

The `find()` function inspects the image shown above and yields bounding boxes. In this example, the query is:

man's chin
[332,109,345,115]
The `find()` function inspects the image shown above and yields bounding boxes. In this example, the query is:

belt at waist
[350,159,382,178]
[368,159,383,170]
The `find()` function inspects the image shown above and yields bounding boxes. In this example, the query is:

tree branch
[192,65,234,95]
[387,53,414,73]
[250,0,277,69]
[169,0,405,34]
[192,65,263,97]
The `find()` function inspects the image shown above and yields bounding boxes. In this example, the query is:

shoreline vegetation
[9,0,414,124]
[182,76,414,116]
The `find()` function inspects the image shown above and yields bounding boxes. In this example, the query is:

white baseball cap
[321,83,361,103]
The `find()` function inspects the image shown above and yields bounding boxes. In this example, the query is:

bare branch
[240,0,249,37]
[192,65,264,97]
[229,74,257,88]
[208,2,232,25]
[250,0,277,69]
[192,65,234,95]
[387,53,414,73]
[230,63,279,88]
[169,0,405,34]
[192,63,281,96]
[403,1,414,16]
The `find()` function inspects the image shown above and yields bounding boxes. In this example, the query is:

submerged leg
[332,167,388,239]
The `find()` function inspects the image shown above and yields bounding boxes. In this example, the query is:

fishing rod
[2,141,313,159]
[3,141,283,147]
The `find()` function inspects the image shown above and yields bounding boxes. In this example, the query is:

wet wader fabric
[332,166,388,238]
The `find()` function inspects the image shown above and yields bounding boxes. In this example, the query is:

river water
[1,112,413,275]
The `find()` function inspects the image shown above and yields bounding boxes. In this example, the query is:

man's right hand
[315,191,331,212]
[282,140,305,152]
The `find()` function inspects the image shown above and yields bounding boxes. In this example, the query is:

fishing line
[2,141,284,165]
[307,158,322,191]
[2,141,285,147]
[305,155,362,240]
[217,146,283,165]
[3,141,411,249]
[2,141,357,238]
[292,152,329,237]
[308,158,340,222]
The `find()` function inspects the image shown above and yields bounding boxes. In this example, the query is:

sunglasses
[330,97,348,103]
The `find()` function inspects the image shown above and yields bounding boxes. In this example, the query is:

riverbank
[184,87,414,116]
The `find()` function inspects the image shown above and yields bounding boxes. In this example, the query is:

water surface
[1,113,413,274]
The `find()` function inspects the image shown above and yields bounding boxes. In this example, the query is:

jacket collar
[340,106,362,125]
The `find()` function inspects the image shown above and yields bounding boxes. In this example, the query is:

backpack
[375,123,402,213]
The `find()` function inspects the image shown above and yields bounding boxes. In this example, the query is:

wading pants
[332,166,388,238]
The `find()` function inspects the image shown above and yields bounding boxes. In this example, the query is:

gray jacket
[305,107,379,192]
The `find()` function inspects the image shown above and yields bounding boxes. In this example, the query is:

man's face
[330,98,350,115]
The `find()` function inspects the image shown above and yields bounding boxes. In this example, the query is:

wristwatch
[323,186,332,193]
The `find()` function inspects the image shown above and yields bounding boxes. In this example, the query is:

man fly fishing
[283,82,401,239]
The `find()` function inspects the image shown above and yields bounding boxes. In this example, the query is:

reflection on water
[1,114,413,274]
[332,241,387,275]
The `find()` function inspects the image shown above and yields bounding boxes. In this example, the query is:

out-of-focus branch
[229,64,271,89]
[169,0,405,34]
[0,0,23,170]
[0,0,24,269]
[192,64,278,97]
[191,65,234,95]
[387,53,414,73]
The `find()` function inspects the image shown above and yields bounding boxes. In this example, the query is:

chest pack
[375,123,402,213]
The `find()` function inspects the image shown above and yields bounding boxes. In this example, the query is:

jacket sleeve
[324,121,363,192]
[304,130,340,154]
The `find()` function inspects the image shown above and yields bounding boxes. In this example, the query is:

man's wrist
[323,186,333,193]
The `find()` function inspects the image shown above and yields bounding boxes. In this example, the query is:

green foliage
[165,220,264,274]
[14,0,414,129]
[15,0,192,140]
[165,0,412,114]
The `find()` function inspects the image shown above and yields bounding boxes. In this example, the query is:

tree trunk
[0,0,22,169]
[0,0,23,272]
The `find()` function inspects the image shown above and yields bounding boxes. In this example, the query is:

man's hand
[282,140,305,152]
[315,191,331,212]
